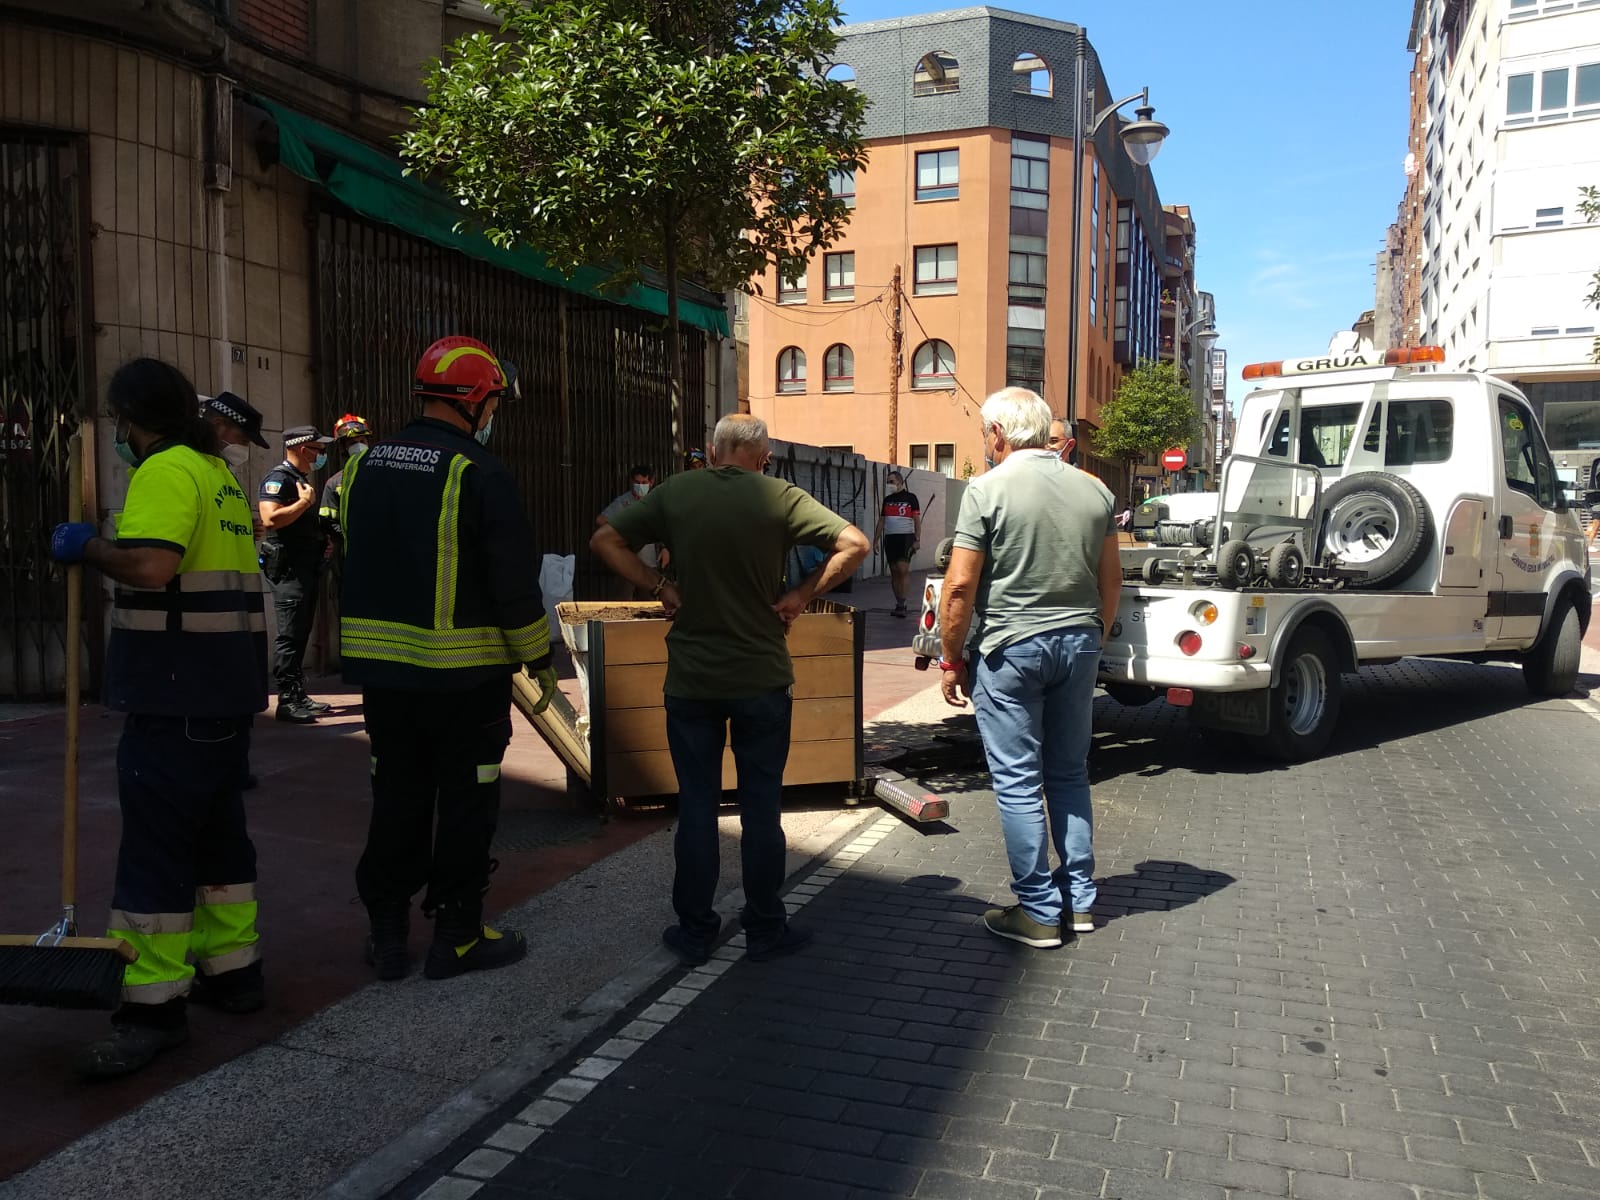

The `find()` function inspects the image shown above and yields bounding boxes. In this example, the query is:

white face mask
[347,441,368,459]
[631,481,651,499]
[222,443,250,469]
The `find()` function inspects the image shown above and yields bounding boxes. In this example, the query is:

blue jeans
[971,627,1101,925]
[663,688,793,946]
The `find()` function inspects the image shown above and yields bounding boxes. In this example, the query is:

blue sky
[837,0,1418,410]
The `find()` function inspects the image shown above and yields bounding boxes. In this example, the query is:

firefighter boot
[364,904,411,981]
[423,902,527,980]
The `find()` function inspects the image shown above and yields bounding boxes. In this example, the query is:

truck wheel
[1104,682,1158,707]
[933,537,955,571]
[1266,542,1305,589]
[1141,556,1165,586]
[1251,626,1342,761]
[1523,594,1580,697]
[1320,473,1432,588]
[1216,539,1255,588]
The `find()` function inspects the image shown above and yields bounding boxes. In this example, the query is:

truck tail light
[1189,600,1218,625]
[922,610,936,630]
[1238,643,1256,659]
[1177,631,1203,656]
[1167,687,1194,706]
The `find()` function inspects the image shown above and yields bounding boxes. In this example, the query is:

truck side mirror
[1586,489,1600,508]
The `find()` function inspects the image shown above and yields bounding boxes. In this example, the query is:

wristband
[651,574,669,598]
[938,658,963,672]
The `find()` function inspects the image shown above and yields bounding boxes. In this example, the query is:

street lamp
[1065,28,1170,428]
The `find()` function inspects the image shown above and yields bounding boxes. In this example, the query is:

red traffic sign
[1161,447,1188,471]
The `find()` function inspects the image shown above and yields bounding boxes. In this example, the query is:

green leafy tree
[1092,359,1201,474]
[402,0,869,455]
[1582,185,1600,363]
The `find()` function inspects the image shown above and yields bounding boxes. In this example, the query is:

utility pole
[887,264,903,465]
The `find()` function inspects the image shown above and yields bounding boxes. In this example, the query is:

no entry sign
[1161,447,1188,471]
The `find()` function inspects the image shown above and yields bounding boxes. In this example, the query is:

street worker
[596,464,663,600]
[591,413,870,966]
[318,412,372,590]
[339,336,556,982]
[872,470,922,618]
[49,357,269,1077]
[938,387,1121,949]
[258,424,334,723]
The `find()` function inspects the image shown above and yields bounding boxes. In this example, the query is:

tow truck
[913,347,1591,761]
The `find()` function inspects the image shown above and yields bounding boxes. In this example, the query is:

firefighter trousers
[355,675,514,919]
[110,714,260,1007]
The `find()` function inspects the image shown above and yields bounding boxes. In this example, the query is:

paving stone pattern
[398,661,1600,1200]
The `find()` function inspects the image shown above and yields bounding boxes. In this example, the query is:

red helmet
[333,412,371,440]
[413,337,509,407]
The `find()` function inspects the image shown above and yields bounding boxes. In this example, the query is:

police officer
[258,425,333,723]
[339,336,557,982]
[49,358,269,1077]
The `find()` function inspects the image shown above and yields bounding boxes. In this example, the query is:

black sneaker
[745,924,811,962]
[423,924,527,980]
[275,698,317,724]
[892,603,907,618]
[75,1019,188,1079]
[661,925,713,967]
[300,696,331,715]
[983,905,1064,948]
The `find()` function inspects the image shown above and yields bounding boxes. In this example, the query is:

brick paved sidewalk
[396,659,1600,1200]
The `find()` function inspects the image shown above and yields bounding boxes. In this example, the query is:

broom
[0,427,136,1009]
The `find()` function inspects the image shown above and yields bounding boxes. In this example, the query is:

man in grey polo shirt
[938,387,1121,948]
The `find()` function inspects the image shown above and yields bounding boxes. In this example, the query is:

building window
[1536,206,1564,227]
[909,444,930,471]
[1012,52,1051,97]
[1511,0,1600,16]
[913,52,960,96]
[1006,331,1045,394]
[824,252,855,301]
[1008,245,1048,306]
[776,347,806,393]
[934,443,956,477]
[911,339,956,389]
[1010,135,1050,211]
[823,343,854,391]
[777,271,806,304]
[914,244,958,295]
[915,150,959,201]
[1506,61,1600,124]
[824,63,856,87]
[828,168,856,208]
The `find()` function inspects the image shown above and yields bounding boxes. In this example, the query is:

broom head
[0,936,137,1010]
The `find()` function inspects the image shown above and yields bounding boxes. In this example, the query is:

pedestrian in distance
[591,414,870,966]
[258,424,334,723]
[938,387,1122,949]
[339,335,557,982]
[48,358,269,1077]
[872,470,921,618]
[596,464,664,600]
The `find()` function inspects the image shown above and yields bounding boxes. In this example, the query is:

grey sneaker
[983,905,1063,948]
[1070,910,1096,933]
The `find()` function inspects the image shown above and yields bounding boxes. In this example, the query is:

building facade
[744,7,1170,500]
[0,0,731,698]
[1402,0,1600,461]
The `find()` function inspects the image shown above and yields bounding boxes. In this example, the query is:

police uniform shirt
[259,460,322,562]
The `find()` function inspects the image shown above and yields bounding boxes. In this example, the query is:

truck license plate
[1192,689,1270,736]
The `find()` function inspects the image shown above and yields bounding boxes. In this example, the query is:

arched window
[824,63,857,88]
[1012,51,1051,97]
[823,344,854,392]
[776,347,806,394]
[913,52,960,96]
[911,340,956,389]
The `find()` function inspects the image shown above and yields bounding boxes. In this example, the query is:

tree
[1092,360,1201,477]
[402,0,869,456]
[1582,185,1600,364]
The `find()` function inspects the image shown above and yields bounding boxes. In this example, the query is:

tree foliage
[1092,360,1200,463]
[401,0,868,297]
[1582,185,1600,364]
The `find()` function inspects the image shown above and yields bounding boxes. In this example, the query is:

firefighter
[339,335,557,982]
[318,412,372,596]
[258,425,335,723]
[49,358,269,1077]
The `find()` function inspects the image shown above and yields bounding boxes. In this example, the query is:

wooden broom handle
[62,427,83,911]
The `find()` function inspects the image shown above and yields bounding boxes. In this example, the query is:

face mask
[348,441,368,459]
[312,452,329,470]
[113,419,140,468]
[222,443,250,469]
[631,481,650,499]
[474,414,495,446]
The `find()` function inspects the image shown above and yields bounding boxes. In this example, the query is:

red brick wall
[235,0,310,56]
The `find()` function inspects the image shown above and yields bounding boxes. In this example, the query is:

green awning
[254,97,730,337]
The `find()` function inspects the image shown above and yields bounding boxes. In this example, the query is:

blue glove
[50,522,97,564]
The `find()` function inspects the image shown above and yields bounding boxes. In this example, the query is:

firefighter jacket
[338,417,551,691]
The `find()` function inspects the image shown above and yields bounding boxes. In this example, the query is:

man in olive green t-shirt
[592,415,870,966]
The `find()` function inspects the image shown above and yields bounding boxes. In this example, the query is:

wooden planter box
[555,599,865,805]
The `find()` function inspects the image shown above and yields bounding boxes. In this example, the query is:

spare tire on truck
[1319,473,1432,589]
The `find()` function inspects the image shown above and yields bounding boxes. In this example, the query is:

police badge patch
[263,480,282,495]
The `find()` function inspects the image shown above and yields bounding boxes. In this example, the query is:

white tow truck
[1097,346,1591,760]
